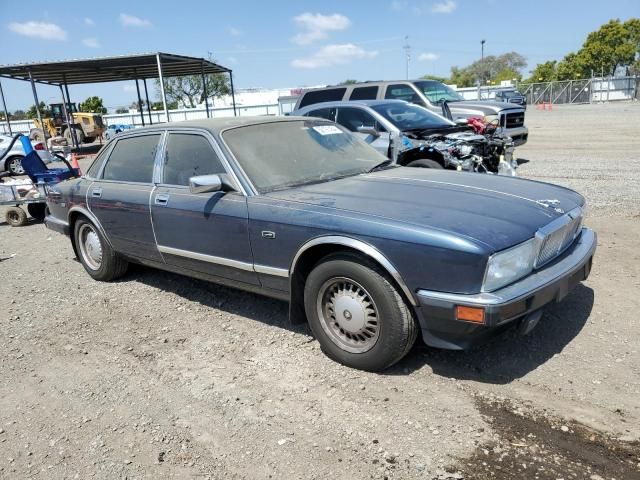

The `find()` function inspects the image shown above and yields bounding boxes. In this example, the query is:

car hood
[449,100,523,116]
[266,168,584,252]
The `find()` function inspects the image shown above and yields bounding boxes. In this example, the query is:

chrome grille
[534,208,583,268]
[505,112,525,128]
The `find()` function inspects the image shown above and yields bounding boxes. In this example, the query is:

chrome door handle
[155,193,170,205]
[91,188,102,198]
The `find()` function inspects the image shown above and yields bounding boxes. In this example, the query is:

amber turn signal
[456,305,485,324]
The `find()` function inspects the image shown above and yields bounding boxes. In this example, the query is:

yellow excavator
[29,103,105,145]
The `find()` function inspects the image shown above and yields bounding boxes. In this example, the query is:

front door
[88,132,163,262]
[335,107,391,156]
[150,131,259,286]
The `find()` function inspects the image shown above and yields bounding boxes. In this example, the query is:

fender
[67,206,114,250]
[290,235,418,306]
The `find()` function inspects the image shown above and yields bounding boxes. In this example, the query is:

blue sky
[1,0,638,112]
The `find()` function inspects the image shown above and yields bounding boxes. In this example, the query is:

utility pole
[480,39,486,99]
[403,36,411,80]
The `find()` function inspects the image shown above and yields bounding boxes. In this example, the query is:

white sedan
[0,134,54,175]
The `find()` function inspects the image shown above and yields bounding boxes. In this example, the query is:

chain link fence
[518,76,638,105]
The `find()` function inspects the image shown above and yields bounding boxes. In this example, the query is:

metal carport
[0,52,237,149]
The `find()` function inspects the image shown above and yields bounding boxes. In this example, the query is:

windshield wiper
[368,159,395,172]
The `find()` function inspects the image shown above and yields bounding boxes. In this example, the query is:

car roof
[117,115,313,136]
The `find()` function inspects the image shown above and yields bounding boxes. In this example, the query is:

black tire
[304,253,417,371]
[73,218,128,281]
[5,156,25,175]
[5,207,28,227]
[27,203,47,222]
[64,127,85,145]
[406,159,443,169]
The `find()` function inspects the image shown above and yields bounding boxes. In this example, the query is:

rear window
[299,88,346,108]
[101,134,161,183]
[349,86,378,100]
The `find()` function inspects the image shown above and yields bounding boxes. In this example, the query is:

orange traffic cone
[70,153,82,176]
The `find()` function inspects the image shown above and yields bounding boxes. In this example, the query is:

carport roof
[0,52,231,86]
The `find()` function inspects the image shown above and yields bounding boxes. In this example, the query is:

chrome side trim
[418,228,596,307]
[290,235,418,306]
[149,185,166,263]
[254,264,289,278]
[157,245,255,272]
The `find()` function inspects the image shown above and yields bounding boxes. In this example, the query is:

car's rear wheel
[304,253,417,371]
[406,159,443,169]
[74,218,128,281]
[6,156,25,175]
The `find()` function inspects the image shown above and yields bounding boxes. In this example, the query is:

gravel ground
[1,103,639,479]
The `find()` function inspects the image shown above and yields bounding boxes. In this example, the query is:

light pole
[480,39,486,98]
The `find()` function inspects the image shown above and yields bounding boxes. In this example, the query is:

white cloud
[418,52,439,61]
[84,17,95,26]
[8,21,67,40]
[292,12,351,45]
[292,43,377,69]
[228,26,242,36]
[431,0,456,14]
[82,37,100,48]
[119,13,151,28]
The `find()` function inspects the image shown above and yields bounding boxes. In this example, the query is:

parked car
[0,134,54,175]
[293,100,517,175]
[45,117,596,371]
[494,89,527,109]
[104,124,135,141]
[294,80,529,145]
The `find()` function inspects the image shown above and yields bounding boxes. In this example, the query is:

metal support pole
[229,71,237,117]
[28,69,49,153]
[143,79,152,124]
[135,79,145,127]
[63,78,80,148]
[59,84,76,149]
[156,53,170,123]
[201,63,210,118]
[0,79,12,135]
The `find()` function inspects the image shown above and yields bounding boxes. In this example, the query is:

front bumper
[415,228,596,350]
[501,125,528,146]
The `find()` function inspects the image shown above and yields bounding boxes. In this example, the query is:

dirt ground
[1,103,639,479]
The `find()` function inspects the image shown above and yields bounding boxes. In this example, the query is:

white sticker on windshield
[312,125,343,135]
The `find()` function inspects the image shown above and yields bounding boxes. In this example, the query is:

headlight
[482,239,537,292]
[483,114,499,125]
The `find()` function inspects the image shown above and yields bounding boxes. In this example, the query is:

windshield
[372,103,454,131]
[223,120,388,193]
[413,80,464,104]
[500,90,522,98]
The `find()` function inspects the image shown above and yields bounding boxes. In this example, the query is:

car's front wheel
[406,159,443,169]
[304,253,417,371]
[6,156,25,175]
[74,218,128,281]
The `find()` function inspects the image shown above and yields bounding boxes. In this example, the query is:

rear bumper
[414,228,596,350]
[45,214,70,236]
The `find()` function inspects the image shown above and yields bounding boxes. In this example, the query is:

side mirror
[189,174,237,194]
[357,126,380,137]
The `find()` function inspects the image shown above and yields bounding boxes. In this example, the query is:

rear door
[88,132,163,262]
[151,130,259,285]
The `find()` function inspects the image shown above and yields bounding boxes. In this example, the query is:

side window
[336,107,382,132]
[305,107,336,122]
[384,84,422,104]
[163,133,226,186]
[86,143,112,178]
[298,88,347,108]
[101,134,161,183]
[349,86,378,100]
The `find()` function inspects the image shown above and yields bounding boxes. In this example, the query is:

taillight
[34,143,44,151]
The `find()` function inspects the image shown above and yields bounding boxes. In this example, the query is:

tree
[447,52,527,87]
[79,96,107,114]
[578,19,637,76]
[156,56,230,108]
[527,61,557,82]
[420,74,449,83]
[12,110,26,120]
[26,102,51,119]
[115,107,129,114]
[555,52,586,80]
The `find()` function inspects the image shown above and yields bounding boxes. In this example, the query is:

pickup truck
[294,79,528,146]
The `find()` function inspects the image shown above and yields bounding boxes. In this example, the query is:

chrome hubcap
[78,224,102,270]
[317,277,380,353]
[9,158,24,175]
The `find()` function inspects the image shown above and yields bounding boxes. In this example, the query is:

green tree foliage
[527,61,557,82]
[447,52,527,87]
[79,96,107,114]
[115,107,129,114]
[12,110,27,120]
[420,74,449,83]
[155,56,230,109]
[26,102,51,119]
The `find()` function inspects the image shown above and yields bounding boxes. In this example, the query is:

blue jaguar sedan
[45,117,596,371]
